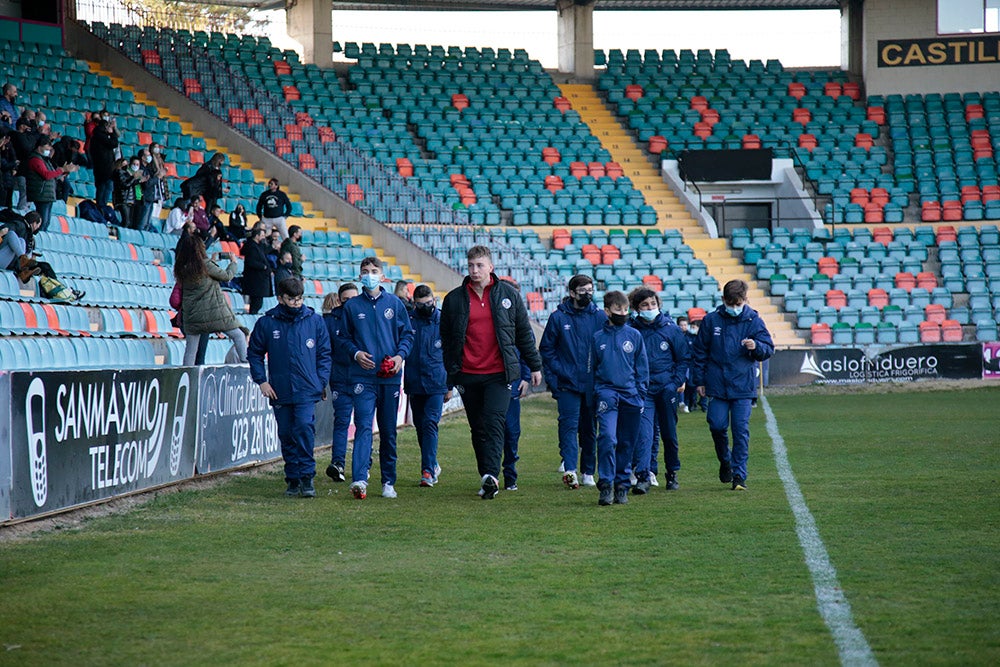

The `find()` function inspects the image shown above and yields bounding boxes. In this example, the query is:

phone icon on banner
[26,377,47,507]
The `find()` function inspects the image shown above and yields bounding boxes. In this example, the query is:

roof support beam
[287,0,334,67]
[557,0,595,80]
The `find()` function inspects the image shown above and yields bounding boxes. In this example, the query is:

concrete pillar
[841,0,864,79]
[557,0,595,81]
[286,0,333,68]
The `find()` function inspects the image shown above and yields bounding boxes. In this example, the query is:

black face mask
[279,303,302,317]
[609,313,628,326]
[414,302,435,317]
[574,294,592,308]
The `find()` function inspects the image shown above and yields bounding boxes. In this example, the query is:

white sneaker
[682,405,690,413]
[382,483,397,499]
[434,464,442,480]
[629,472,638,486]
[350,481,367,499]
[562,470,580,489]
[649,473,660,487]
[558,461,565,473]
[580,474,596,487]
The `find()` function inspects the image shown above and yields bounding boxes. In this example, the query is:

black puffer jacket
[440,273,542,386]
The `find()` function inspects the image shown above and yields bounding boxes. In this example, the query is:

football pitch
[1,385,998,665]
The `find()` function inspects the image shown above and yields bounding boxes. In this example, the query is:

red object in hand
[377,355,395,378]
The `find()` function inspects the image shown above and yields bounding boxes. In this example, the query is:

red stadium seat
[648,136,668,154]
[921,201,941,222]
[690,95,708,112]
[941,320,963,342]
[798,134,817,151]
[787,82,806,99]
[826,289,847,310]
[864,202,884,223]
[916,271,938,290]
[553,96,572,112]
[742,134,761,149]
[918,321,941,343]
[792,108,811,125]
[625,84,644,101]
[687,307,707,323]
[811,323,832,346]
[842,82,861,100]
[866,106,886,124]
[868,288,889,308]
[924,304,946,324]
[872,226,893,245]
[935,225,957,243]
[817,257,839,277]
[895,272,916,291]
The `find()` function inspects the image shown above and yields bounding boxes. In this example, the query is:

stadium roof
[195,0,840,12]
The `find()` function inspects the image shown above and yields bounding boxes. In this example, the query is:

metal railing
[72,0,269,38]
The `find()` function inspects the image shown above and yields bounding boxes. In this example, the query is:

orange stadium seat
[811,323,832,345]
[895,272,916,291]
[868,288,889,308]
[919,321,941,343]
[941,320,963,342]
[817,257,839,276]
[924,304,947,324]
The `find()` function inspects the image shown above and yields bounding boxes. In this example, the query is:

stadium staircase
[559,83,802,346]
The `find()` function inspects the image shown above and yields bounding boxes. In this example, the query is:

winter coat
[591,321,649,407]
[279,237,302,275]
[404,307,448,395]
[323,305,353,389]
[630,313,689,395]
[240,238,272,298]
[248,304,331,405]
[539,296,606,395]
[439,273,542,386]
[113,167,141,207]
[25,152,61,204]
[89,126,119,182]
[179,260,239,335]
[338,287,414,385]
[256,188,292,219]
[691,305,774,400]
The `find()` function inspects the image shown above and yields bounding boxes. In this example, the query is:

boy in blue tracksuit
[338,256,414,500]
[248,276,332,498]
[539,274,607,490]
[692,279,774,491]
[404,284,450,487]
[591,290,649,506]
[629,288,689,494]
[502,351,533,491]
[323,282,359,483]
[677,316,707,413]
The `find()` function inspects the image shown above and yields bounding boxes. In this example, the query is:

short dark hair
[723,279,749,304]
[24,211,41,226]
[676,315,689,324]
[628,287,659,310]
[277,276,304,298]
[603,290,629,310]
[413,284,432,299]
[338,282,358,297]
[268,178,279,187]
[288,224,301,238]
[360,256,382,270]
[567,274,593,292]
[467,245,491,261]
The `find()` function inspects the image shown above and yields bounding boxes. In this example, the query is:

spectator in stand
[182,152,225,213]
[148,141,170,221]
[11,116,38,211]
[240,224,272,315]
[164,197,191,235]
[0,133,16,208]
[89,116,120,208]
[135,148,165,232]
[265,228,282,269]
[273,250,296,286]
[112,156,144,229]
[1,211,84,301]
[228,203,249,242]
[321,291,339,315]
[394,279,414,314]
[0,83,19,131]
[207,204,232,242]
[279,224,304,276]
[255,177,292,239]
[174,233,246,366]
[189,194,210,236]
[82,109,102,159]
[26,136,76,231]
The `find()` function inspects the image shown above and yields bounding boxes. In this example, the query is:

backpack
[77,199,105,224]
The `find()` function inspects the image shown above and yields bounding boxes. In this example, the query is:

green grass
[2,387,999,665]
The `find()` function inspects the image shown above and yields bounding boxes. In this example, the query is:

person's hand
[389,354,404,374]
[697,386,706,398]
[742,338,756,351]
[530,370,542,387]
[321,388,327,402]
[259,382,277,400]
[677,382,685,394]
[355,350,375,370]
[445,390,453,402]
[518,380,529,398]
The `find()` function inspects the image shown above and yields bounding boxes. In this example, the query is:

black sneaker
[666,471,679,491]
[503,483,518,492]
[480,474,499,500]
[632,478,651,495]
[598,482,614,506]
[284,479,300,497]
[300,477,316,498]
[732,476,747,491]
[613,485,629,505]
[325,462,345,482]
[719,461,733,484]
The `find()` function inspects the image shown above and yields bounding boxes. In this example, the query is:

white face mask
[101,114,109,121]
[41,149,52,157]
[143,155,152,164]
[130,164,140,171]
[152,147,161,155]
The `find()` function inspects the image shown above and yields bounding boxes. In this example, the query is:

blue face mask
[360,274,381,290]
[638,309,658,321]
[725,304,744,317]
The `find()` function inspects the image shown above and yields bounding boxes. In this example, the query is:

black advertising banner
[878,36,1000,68]
[196,365,281,473]
[769,345,984,386]
[0,373,11,520]
[8,369,198,518]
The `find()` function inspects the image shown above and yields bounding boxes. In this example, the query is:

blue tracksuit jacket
[339,287,414,385]
[539,297,607,394]
[692,305,774,400]
[404,307,448,395]
[323,305,352,389]
[248,304,332,405]
[630,313,690,394]
[591,322,649,407]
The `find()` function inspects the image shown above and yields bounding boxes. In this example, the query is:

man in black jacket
[255,177,293,239]
[440,245,542,499]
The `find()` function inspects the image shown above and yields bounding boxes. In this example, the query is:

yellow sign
[878,36,1000,67]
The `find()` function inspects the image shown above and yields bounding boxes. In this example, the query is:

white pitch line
[761,396,878,667]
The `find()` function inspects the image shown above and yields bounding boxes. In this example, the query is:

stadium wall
[863,0,999,96]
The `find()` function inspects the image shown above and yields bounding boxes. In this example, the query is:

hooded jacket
[323,304,353,389]
[539,296,606,395]
[179,260,239,335]
[338,286,414,385]
[248,304,331,405]
[691,304,774,400]
[256,188,292,219]
[591,321,649,407]
[440,273,542,386]
[404,306,449,395]
[630,312,689,395]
